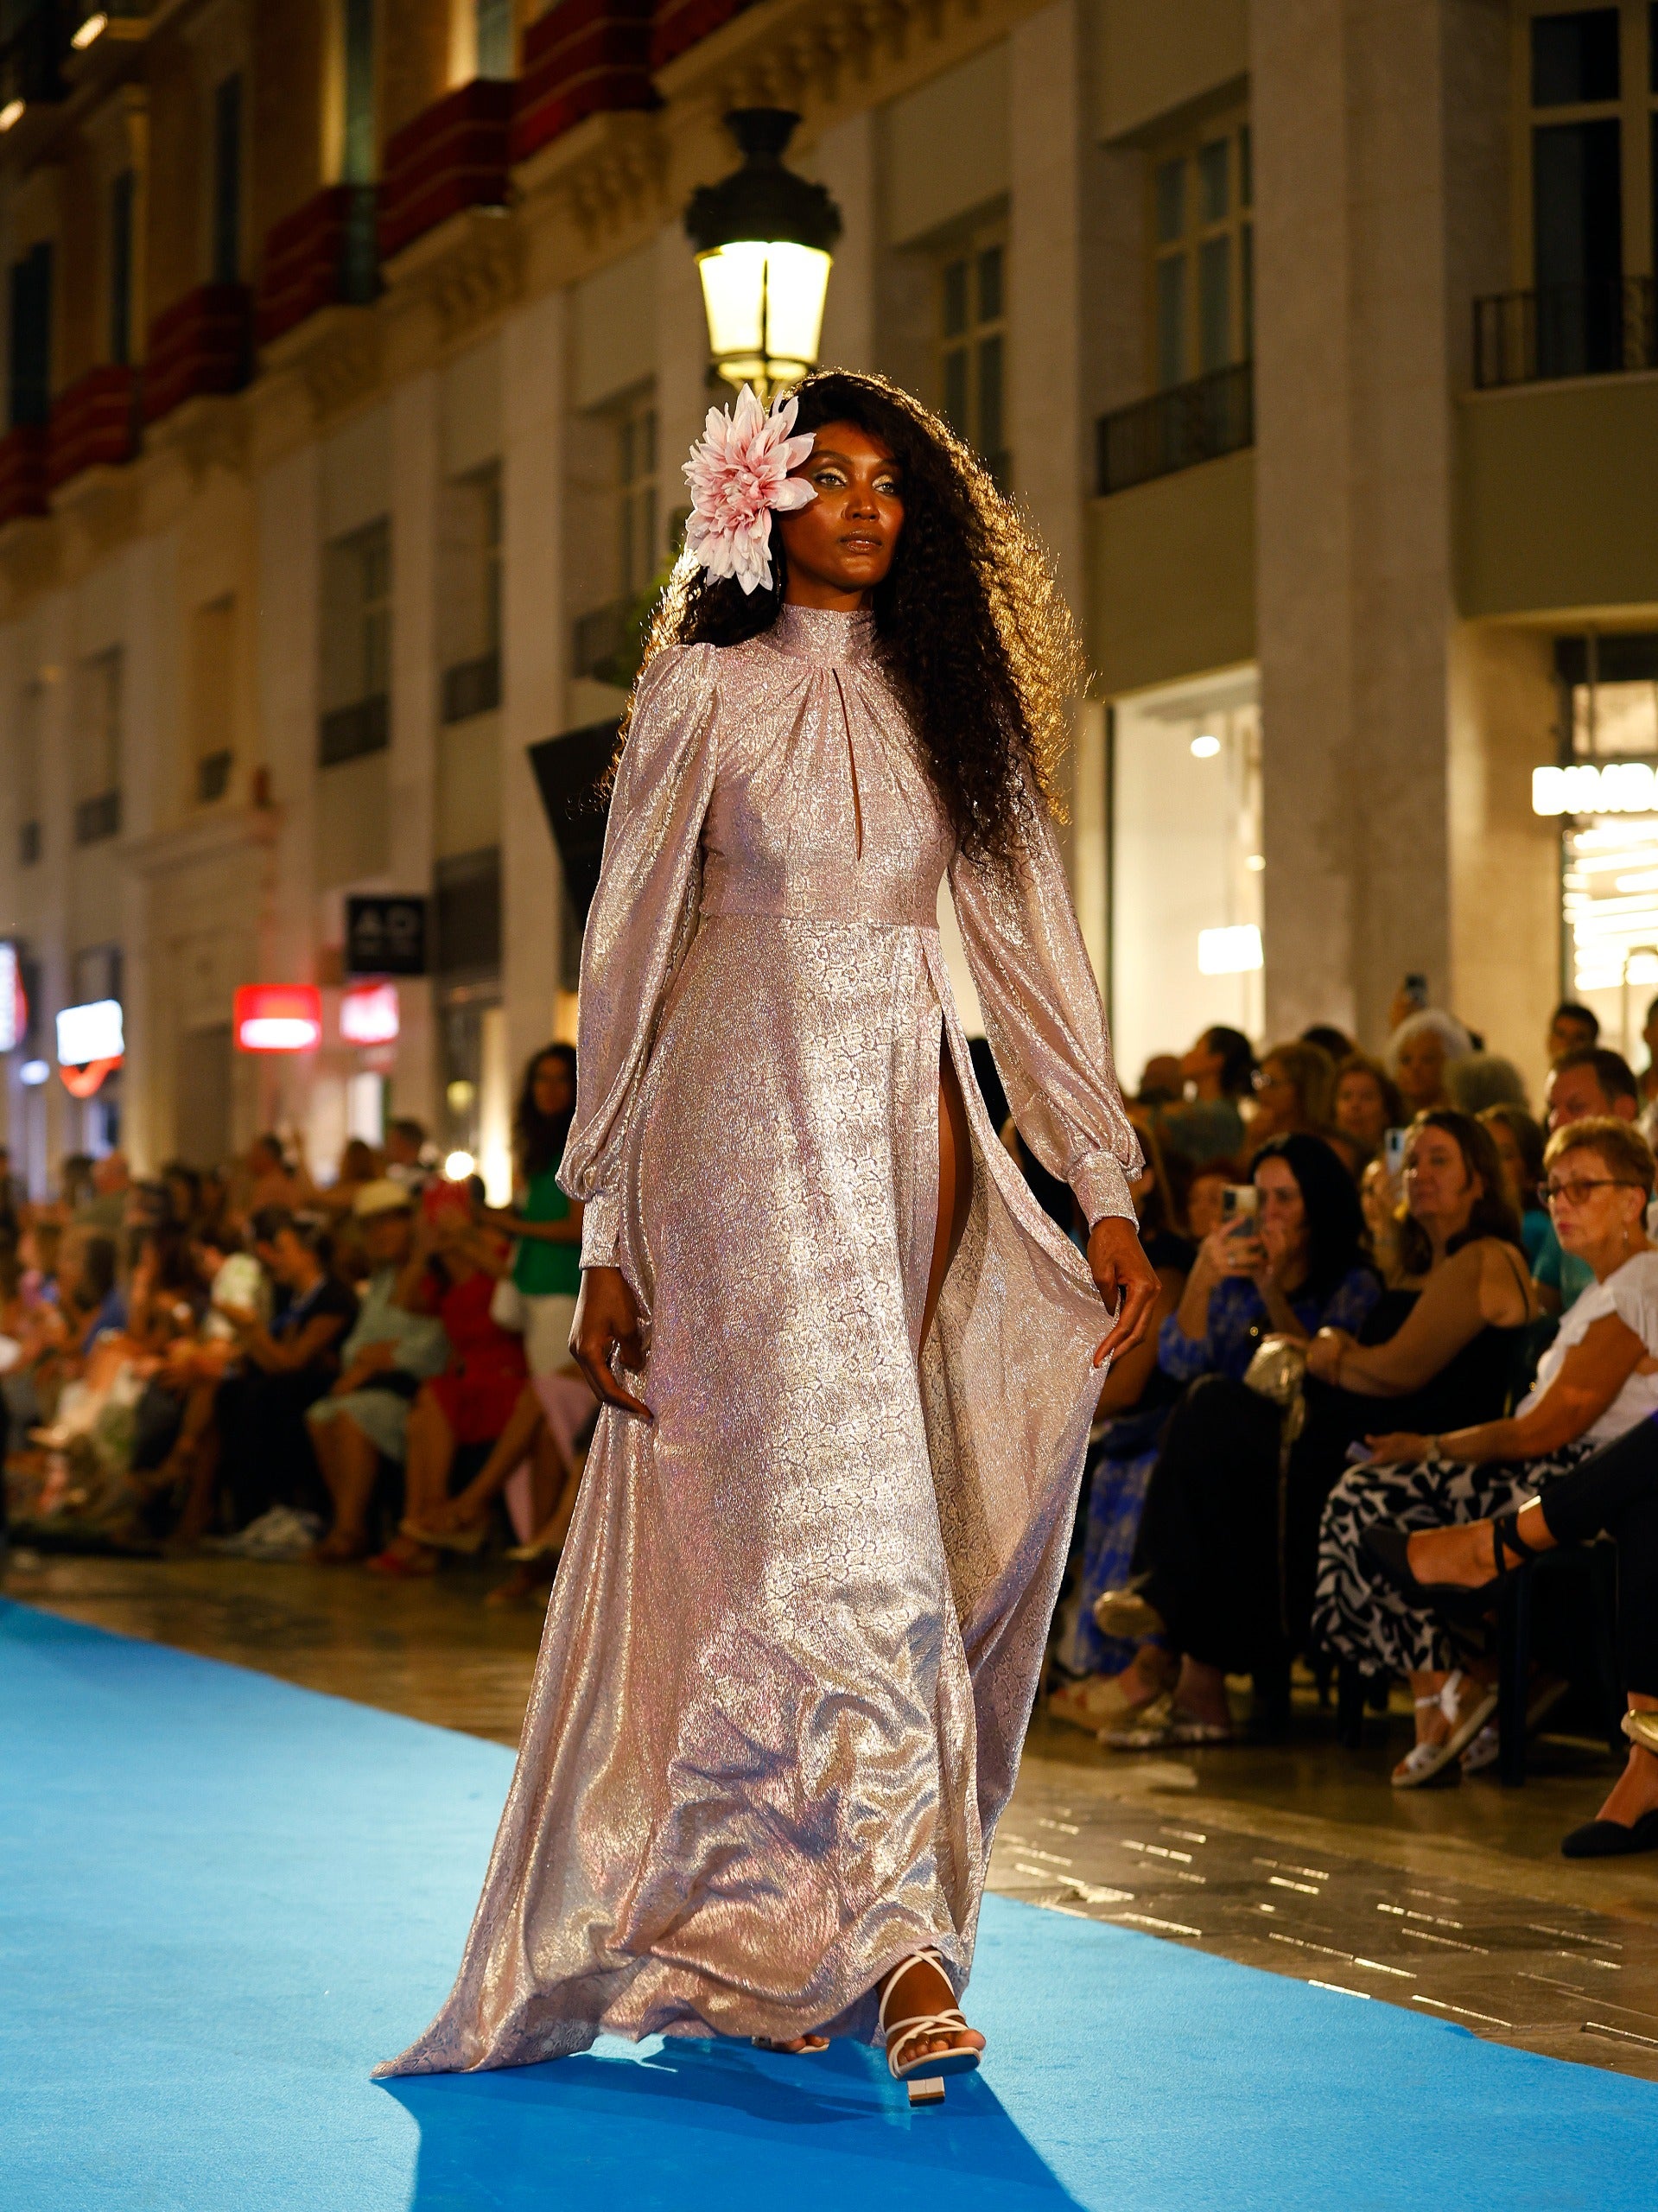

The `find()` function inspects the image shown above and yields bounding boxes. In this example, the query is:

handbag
[490,1270,527,1333]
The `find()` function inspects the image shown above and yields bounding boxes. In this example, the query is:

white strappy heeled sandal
[1391,1669,1497,1789]
[878,1949,983,2084]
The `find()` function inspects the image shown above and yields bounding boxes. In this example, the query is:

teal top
[513,1161,582,1298]
[1528,1213,1594,1312]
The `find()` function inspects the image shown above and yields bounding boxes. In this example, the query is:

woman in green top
[482,1044,584,1376]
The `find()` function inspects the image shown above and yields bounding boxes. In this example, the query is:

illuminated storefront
[1534,636,1658,1064]
[1109,667,1262,1085]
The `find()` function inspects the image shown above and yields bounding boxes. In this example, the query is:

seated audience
[1332,1053,1405,1162]
[1091,1135,1378,1746]
[75,1153,131,1236]
[366,1193,528,1575]
[1302,1024,1354,1064]
[191,1212,357,1538]
[1135,1054,1185,1107]
[1184,1161,1231,1243]
[1244,1041,1336,1157]
[1386,1010,1472,1117]
[1547,999,1600,1063]
[1378,1411,1658,1856]
[305,1182,448,1561]
[1049,1147,1194,1729]
[1161,1026,1255,1165]
[1313,1117,1658,1788]
[1534,1048,1640,1313]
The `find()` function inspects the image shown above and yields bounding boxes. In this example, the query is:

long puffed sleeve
[950,798,1143,1227]
[557,645,720,1268]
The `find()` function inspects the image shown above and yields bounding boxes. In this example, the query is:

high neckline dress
[379,603,1142,2073]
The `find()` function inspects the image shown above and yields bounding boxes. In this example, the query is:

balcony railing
[74,789,122,846]
[1474,279,1657,390]
[441,651,501,724]
[319,693,390,768]
[1096,360,1254,497]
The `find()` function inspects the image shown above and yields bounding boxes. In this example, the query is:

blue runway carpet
[3,1598,1655,2210]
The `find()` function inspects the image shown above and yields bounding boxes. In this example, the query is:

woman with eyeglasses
[1313,1116,1658,1789]
[1243,1039,1336,1159]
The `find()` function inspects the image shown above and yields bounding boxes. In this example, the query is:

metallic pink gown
[379,604,1141,2074]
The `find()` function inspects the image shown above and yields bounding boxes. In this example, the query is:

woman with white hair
[1387,1009,1473,1118]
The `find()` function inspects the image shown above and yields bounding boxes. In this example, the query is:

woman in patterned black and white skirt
[1312,1116,1658,1788]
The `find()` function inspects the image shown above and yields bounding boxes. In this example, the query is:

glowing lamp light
[1534,762,1658,817]
[1190,734,1222,759]
[57,998,124,1066]
[444,1150,476,1181]
[685,111,842,399]
[234,983,322,1053]
[0,100,24,133]
[1197,925,1264,976]
[20,1059,48,1086]
[71,11,108,48]
[340,981,399,1046]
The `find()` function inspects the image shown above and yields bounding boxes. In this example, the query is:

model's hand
[571,1265,652,1421]
[1088,1216,1159,1369]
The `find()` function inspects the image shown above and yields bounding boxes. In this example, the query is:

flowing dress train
[378,603,1141,2071]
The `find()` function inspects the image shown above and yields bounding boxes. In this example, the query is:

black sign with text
[346,895,428,977]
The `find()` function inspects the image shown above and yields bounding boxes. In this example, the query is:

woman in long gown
[378,371,1156,2085]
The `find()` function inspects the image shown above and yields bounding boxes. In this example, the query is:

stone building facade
[0,0,1652,1192]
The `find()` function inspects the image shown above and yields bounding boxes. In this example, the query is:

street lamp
[685,109,842,400]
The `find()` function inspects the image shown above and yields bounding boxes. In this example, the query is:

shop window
[109,169,135,365]
[1109,672,1263,1089]
[937,226,1007,484]
[190,595,236,804]
[570,387,659,687]
[73,650,123,847]
[213,73,243,285]
[439,461,502,722]
[1147,118,1252,391]
[320,517,391,765]
[9,241,51,428]
[435,846,502,980]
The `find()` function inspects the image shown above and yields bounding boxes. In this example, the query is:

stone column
[813,108,876,376]
[387,370,441,1131]
[500,284,567,1090]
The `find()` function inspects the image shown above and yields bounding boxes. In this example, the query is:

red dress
[429,1271,528,1444]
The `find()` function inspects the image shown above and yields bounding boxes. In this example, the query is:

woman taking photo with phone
[1090,1135,1378,1745]
[378,371,1154,2089]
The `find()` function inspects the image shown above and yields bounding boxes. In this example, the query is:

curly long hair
[1393,1109,1522,1278]
[630,369,1083,870]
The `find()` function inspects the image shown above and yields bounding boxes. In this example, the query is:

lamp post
[685,109,842,400]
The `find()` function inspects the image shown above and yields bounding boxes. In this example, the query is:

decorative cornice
[382,205,527,355]
[0,515,60,614]
[263,306,385,429]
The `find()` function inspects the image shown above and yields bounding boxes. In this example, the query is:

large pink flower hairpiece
[682,385,816,594]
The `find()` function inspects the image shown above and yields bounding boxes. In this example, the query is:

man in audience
[1534,1046,1640,1312]
[1547,1001,1600,1063]
[75,1153,130,1236]
[305,1180,448,1560]
[384,1118,432,1195]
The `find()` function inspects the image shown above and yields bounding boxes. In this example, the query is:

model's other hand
[571,1265,652,1421]
[1088,1216,1159,1369]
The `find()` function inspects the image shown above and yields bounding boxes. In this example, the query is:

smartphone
[1382,1127,1409,1180]
[1344,1440,1375,1465]
[1220,1184,1259,1227]
[1402,971,1428,1010]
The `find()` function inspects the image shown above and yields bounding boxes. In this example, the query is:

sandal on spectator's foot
[1090,1577,1166,1641]
[400,1516,487,1555]
[365,1548,437,1578]
[1049,1670,1158,1732]
[1622,1711,1658,1758]
[1101,1693,1234,1750]
[505,1533,563,1564]
[752,2034,829,2055]
[1562,1809,1658,1859]
[1363,1513,1541,1627]
[1392,1670,1496,1789]
[878,1950,982,2082]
